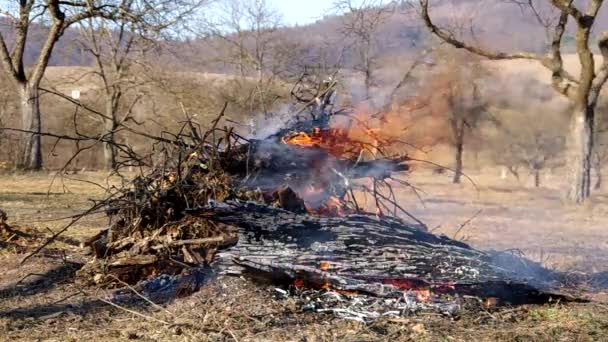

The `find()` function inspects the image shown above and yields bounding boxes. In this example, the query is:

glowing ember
[416,289,432,302]
[282,131,322,147]
[319,261,331,271]
[282,128,363,159]
[484,297,500,308]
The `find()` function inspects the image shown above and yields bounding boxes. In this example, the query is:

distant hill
[0,0,607,72]
[0,17,91,67]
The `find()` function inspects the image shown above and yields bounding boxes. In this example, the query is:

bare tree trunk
[451,118,464,184]
[103,124,117,171]
[103,101,117,171]
[508,166,520,181]
[17,85,42,170]
[593,151,602,190]
[361,41,372,102]
[568,105,594,203]
[364,67,371,101]
[453,134,464,184]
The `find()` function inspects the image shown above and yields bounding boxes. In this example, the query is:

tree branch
[0,34,19,83]
[590,31,608,106]
[549,0,584,23]
[419,0,541,61]
[547,7,578,99]
[11,0,36,81]
[420,0,583,100]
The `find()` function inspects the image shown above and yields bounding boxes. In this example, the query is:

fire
[282,128,363,159]
[279,114,409,218]
[306,196,355,217]
[319,261,331,271]
[282,131,322,147]
[415,289,432,302]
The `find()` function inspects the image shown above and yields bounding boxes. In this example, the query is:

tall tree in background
[419,0,608,203]
[488,108,566,187]
[76,18,151,171]
[335,0,393,102]
[422,50,487,183]
[204,0,285,115]
[0,0,203,170]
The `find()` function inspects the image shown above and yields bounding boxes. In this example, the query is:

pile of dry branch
[69,79,570,318]
[0,209,45,252]
[77,87,417,289]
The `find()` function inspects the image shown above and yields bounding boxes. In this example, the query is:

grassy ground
[2,170,608,341]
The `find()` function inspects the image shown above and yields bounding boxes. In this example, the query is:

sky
[271,0,335,26]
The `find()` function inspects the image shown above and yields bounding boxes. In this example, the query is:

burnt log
[188,202,573,305]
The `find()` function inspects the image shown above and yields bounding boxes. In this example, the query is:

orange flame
[282,131,322,147]
[319,261,331,271]
[415,289,432,302]
[282,128,363,159]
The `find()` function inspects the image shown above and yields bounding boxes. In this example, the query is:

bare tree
[75,18,153,171]
[203,0,286,116]
[334,0,394,102]
[488,108,566,187]
[409,50,487,183]
[419,0,608,203]
[0,0,203,170]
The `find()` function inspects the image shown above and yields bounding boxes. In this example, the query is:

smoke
[247,104,297,139]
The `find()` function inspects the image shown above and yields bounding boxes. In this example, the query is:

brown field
[2,171,608,341]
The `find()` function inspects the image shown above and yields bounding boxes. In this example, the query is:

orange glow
[416,289,432,302]
[484,297,499,308]
[293,279,305,288]
[282,131,323,147]
[306,196,356,217]
[319,261,331,271]
[282,128,365,159]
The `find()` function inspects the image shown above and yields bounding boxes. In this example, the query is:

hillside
[2,0,607,72]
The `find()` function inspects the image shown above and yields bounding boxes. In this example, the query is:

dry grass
[394,169,608,274]
[2,170,608,341]
[0,171,118,244]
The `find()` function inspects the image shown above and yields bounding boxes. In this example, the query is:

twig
[84,289,172,325]
[109,275,175,316]
[452,209,483,240]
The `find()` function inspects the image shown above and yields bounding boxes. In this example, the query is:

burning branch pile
[74,78,569,318]
[78,89,418,288]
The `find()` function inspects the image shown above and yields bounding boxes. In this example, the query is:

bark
[593,151,602,190]
[17,85,42,170]
[103,101,117,171]
[568,105,594,203]
[363,47,372,101]
[202,202,569,306]
[453,135,464,184]
[451,117,465,184]
[103,125,117,171]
